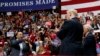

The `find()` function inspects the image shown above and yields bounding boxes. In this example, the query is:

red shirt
[29,33,36,43]
[38,51,50,56]
[44,45,50,51]
[50,33,57,40]
[0,38,5,47]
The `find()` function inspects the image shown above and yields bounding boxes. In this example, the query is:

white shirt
[19,43,23,56]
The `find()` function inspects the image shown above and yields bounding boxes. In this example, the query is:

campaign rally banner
[0,0,58,12]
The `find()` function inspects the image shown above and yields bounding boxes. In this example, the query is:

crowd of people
[0,10,62,56]
[0,9,99,56]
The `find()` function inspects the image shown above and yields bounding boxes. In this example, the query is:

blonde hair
[37,46,45,54]
[67,9,78,17]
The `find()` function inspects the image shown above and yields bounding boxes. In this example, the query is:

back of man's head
[66,9,78,20]
[67,9,78,17]
[83,24,92,35]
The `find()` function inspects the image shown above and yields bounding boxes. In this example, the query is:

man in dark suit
[83,24,96,56]
[57,10,83,56]
[10,32,30,56]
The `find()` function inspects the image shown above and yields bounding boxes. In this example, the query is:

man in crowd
[10,32,30,56]
[83,24,96,56]
[57,9,83,55]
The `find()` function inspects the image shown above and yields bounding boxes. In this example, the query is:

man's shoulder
[64,20,72,24]
[72,17,80,22]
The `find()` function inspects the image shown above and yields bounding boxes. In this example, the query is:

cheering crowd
[0,10,61,56]
[0,10,100,56]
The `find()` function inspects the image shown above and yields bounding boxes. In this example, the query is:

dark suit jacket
[57,17,83,55]
[83,32,96,56]
[10,38,30,56]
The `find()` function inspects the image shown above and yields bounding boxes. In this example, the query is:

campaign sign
[0,0,58,12]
